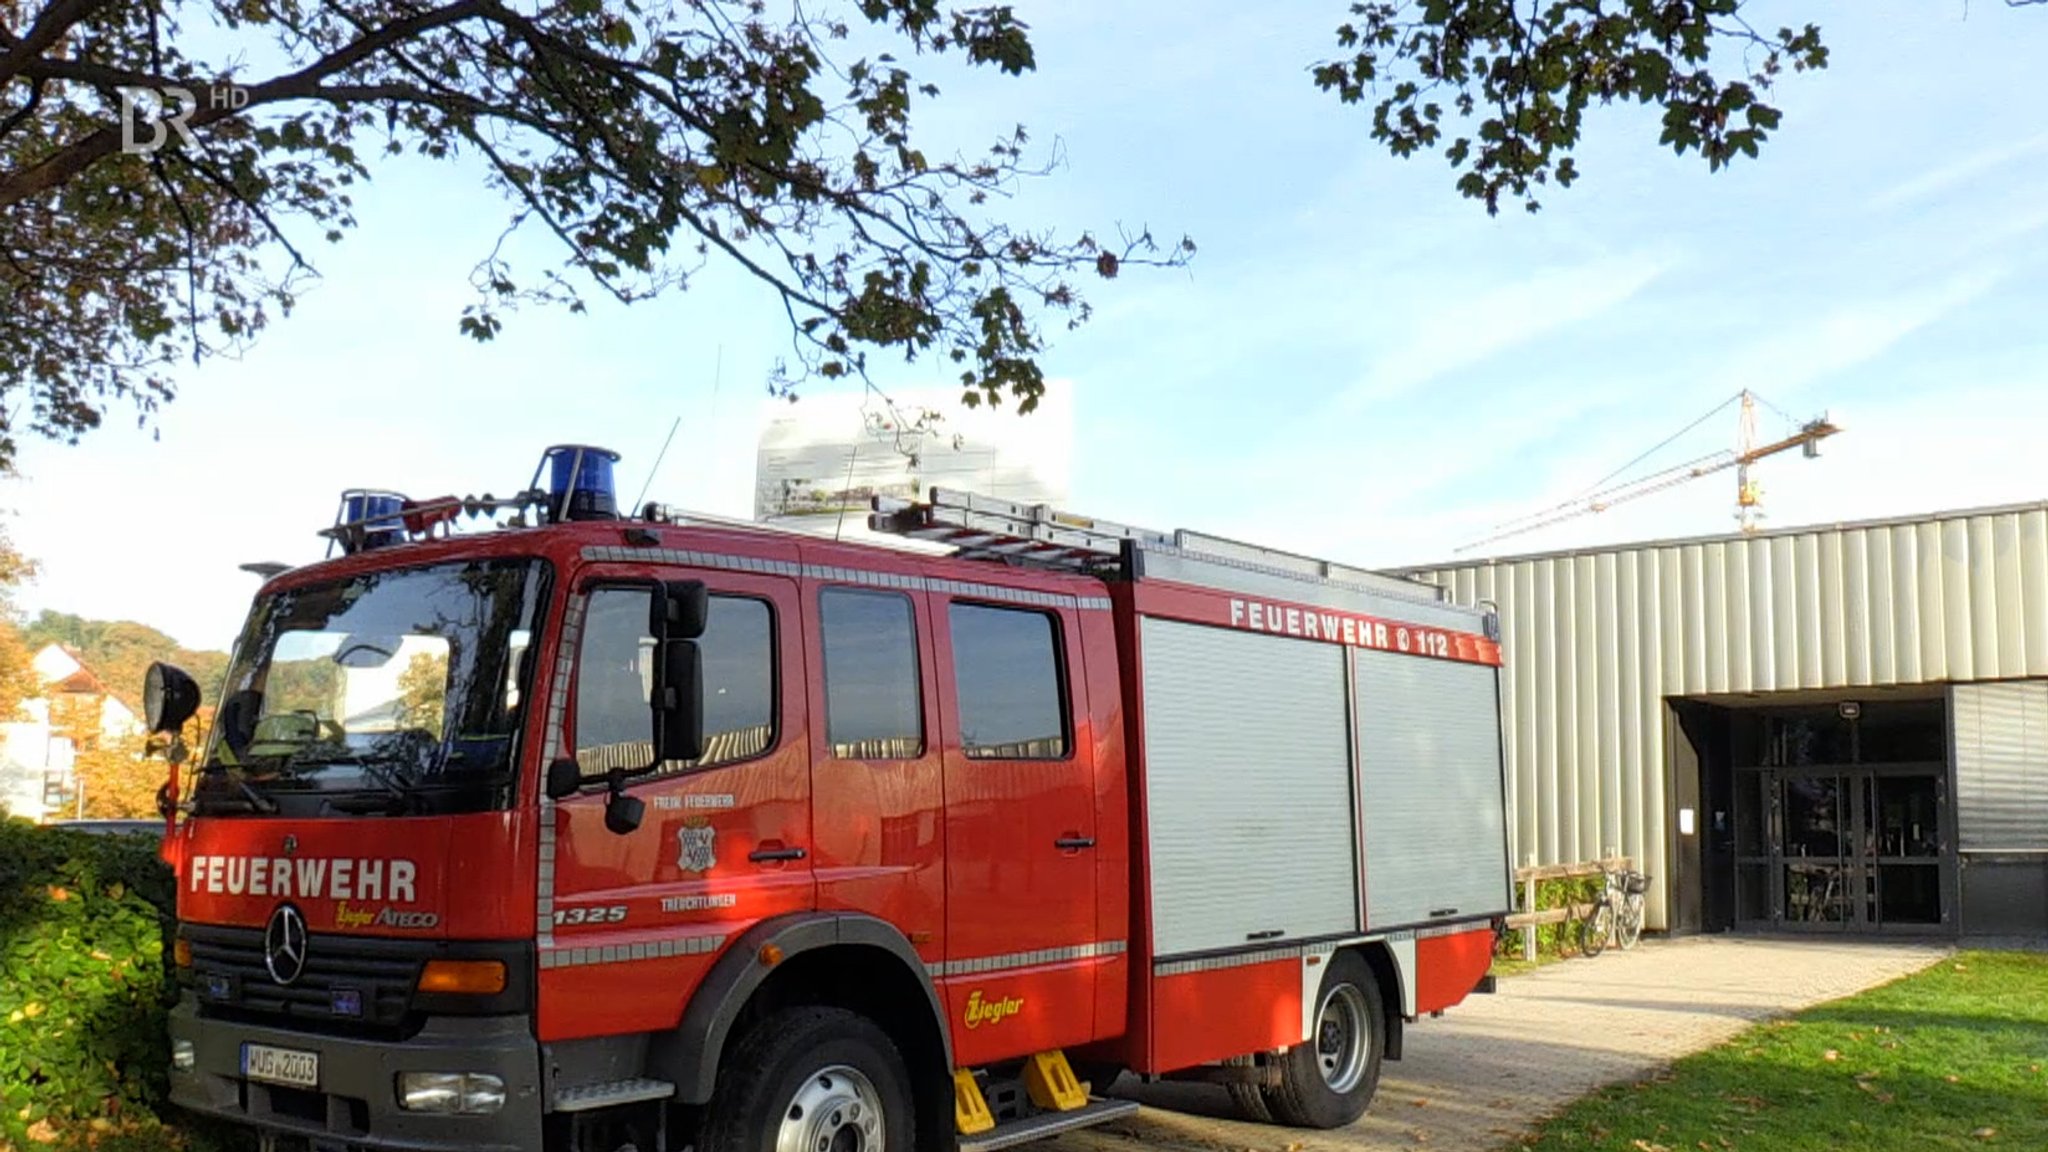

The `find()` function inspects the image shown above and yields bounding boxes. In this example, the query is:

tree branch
[0,0,118,88]
[0,76,45,141]
[0,0,482,208]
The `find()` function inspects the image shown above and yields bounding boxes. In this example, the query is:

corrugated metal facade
[1399,502,2048,929]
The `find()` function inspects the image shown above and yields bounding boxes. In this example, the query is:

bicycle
[1578,866,1650,957]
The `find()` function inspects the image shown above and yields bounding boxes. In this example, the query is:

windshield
[194,558,550,816]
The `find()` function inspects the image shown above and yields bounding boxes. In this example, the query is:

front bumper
[168,996,544,1151]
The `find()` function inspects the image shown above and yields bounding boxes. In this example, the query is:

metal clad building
[1399,501,2048,938]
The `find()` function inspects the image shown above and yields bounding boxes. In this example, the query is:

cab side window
[820,587,923,759]
[948,602,1069,759]
[574,586,777,775]
[574,589,653,774]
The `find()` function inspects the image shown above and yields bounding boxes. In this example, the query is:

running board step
[958,1098,1140,1152]
[553,1077,676,1112]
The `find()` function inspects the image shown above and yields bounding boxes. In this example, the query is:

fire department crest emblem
[676,822,716,873]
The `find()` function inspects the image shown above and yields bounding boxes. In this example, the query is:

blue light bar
[542,445,621,522]
[338,490,408,551]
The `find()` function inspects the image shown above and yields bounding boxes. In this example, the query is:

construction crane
[1454,390,1841,555]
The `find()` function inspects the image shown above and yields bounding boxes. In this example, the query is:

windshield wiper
[286,749,423,814]
[193,769,280,815]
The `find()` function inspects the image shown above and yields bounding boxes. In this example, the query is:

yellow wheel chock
[953,1069,995,1135]
[1023,1050,1088,1113]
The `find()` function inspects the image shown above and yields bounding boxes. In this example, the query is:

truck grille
[184,924,420,1032]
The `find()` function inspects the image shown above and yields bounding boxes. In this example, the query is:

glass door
[1780,770,1856,927]
[1862,769,1948,930]
[1727,703,1954,935]
[1732,768,1775,927]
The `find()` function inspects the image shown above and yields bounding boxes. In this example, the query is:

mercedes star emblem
[282,834,298,858]
[263,904,309,986]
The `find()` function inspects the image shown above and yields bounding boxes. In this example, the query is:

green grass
[1519,950,2048,1151]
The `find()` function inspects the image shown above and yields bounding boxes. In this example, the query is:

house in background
[0,644,144,821]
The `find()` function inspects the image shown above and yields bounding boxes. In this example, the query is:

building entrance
[1733,765,1949,930]
[1683,694,1954,936]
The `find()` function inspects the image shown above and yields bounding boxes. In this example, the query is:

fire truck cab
[150,445,1512,1152]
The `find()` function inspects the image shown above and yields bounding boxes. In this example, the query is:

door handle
[1054,836,1095,851]
[749,846,808,863]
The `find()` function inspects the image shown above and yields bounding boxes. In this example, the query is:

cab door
[540,566,810,1041]
[933,595,1100,1064]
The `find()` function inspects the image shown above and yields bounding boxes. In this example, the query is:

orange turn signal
[418,960,507,996]
[758,944,784,968]
[173,936,192,969]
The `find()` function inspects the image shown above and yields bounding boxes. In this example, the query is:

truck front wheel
[1263,951,1385,1129]
[700,1006,916,1152]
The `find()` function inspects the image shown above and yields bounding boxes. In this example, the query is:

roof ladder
[869,488,1172,574]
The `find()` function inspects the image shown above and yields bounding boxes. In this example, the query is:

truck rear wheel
[699,1006,916,1152]
[1263,952,1384,1129]
[1220,1055,1274,1122]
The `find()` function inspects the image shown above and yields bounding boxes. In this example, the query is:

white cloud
[1713,271,2001,402]
[1869,133,2048,211]
[1337,253,1673,410]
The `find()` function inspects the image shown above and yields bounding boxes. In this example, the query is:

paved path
[1060,936,1950,1152]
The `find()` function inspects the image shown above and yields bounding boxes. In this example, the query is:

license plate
[241,1043,320,1089]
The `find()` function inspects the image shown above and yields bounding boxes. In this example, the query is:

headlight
[171,1039,195,1071]
[396,1072,506,1115]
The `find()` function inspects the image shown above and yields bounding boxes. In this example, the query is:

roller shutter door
[1140,617,1359,956]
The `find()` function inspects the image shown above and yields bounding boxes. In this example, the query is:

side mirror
[144,663,202,735]
[598,582,709,838]
[545,757,583,801]
[218,689,262,758]
[655,640,704,764]
[653,580,709,640]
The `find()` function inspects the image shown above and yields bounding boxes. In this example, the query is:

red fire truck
[145,445,1512,1152]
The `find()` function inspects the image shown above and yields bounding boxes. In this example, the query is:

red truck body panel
[171,502,1512,1130]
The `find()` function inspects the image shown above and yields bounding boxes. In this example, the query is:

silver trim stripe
[1401,920,1497,942]
[1153,921,1497,977]
[1155,944,1316,978]
[577,546,1112,612]
[536,594,589,950]
[929,577,1110,613]
[927,940,1126,979]
[540,933,728,970]
[584,545,803,578]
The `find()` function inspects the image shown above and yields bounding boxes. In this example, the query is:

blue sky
[7,0,2047,652]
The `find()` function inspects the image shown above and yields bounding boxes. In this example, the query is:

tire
[1617,896,1644,951]
[1580,904,1614,958]
[1229,1082,1275,1123]
[1262,952,1384,1129]
[698,1007,915,1152]
[1222,1055,1274,1123]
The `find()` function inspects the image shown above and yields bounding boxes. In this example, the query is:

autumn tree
[1314,2,2040,214]
[48,690,156,818]
[393,649,447,737]
[24,610,229,714]
[0,0,1189,469]
[0,527,39,722]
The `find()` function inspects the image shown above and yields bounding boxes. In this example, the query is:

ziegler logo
[334,902,440,931]
[963,991,1024,1030]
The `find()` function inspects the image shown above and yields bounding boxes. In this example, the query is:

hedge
[1496,872,1608,959]
[0,818,246,1152]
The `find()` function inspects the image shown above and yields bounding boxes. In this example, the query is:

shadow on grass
[1522,954,2048,1151]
